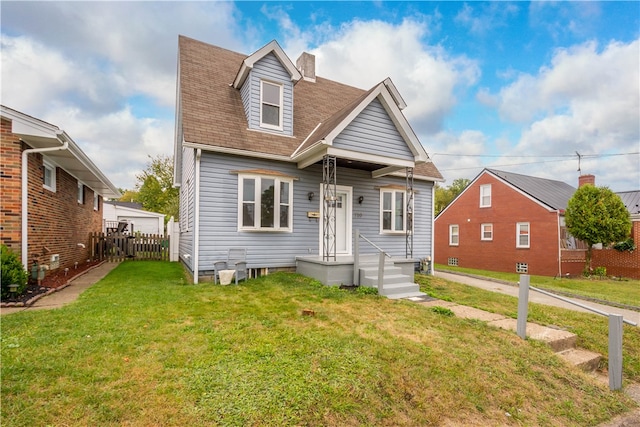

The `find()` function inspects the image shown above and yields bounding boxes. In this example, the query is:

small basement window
[448,257,459,266]
[516,263,528,273]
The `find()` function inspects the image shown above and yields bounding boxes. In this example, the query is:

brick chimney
[296,52,316,82]
[578,174,595,187]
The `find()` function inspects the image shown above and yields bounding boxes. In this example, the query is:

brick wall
[591,220,639,279]
[0,117,103,273]
[435,173,563,276]
[0,118,22,251]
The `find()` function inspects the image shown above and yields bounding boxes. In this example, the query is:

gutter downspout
[557,210,562,277]
[193,149,202,284]
[21,136,69,269]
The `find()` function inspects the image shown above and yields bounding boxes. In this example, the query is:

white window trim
[480,184,491,207]
[379,189,410,234]
[77,182,84,204]
[259,80,283,131]
[238,173,293,232]
[43,159,56,192]
[481,223,493,241]
[93,192,99,211]
[516,222,530,248]
[449,224,459,246]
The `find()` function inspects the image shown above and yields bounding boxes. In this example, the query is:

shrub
[593,266,607,278]
[1,245,28,298]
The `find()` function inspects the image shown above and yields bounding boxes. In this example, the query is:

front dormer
[233,41,301,136]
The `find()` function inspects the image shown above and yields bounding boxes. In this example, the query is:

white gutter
[21,134,69,269]
[193,149,202,284]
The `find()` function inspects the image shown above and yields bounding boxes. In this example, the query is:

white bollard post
[609,314,623,391]
[517,275,530,339]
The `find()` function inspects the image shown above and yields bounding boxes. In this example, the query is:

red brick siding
[0,117,103,272]
[591,221,640,279]
[435,174,563,276]
[1,118,23,251]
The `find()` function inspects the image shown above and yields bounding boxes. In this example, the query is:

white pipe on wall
[21,136,69,269]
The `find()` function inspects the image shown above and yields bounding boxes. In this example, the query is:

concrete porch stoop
[358,257,426,300]
[418,300,602,372]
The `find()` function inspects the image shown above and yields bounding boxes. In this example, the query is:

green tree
[118,189,140,203]
[435,178,470,215]
[135,155,179,221]
[565,184,631,274]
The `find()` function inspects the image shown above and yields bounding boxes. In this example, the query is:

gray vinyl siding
[241,53,294,135]
[333,98,414,161]
[179,147,196,271]
[196,152,433,275]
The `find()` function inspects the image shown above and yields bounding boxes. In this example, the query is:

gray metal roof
[486,169,577,210]
[616,190,640,215]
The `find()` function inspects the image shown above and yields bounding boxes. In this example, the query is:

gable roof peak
[232,40,302,89]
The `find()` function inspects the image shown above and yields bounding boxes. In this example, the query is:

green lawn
[435,263,640,308]
[1,261,636,426]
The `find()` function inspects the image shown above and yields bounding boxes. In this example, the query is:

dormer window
[260,80,283,130]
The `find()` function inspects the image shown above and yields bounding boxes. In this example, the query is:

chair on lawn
[214,248,247,285]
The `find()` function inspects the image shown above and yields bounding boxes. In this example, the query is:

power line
[437,152,639,172]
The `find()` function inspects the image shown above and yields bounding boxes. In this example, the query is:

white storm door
[319,185,352,255]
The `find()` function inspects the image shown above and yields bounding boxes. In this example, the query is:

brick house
[435,169,639,278]
[1,105,120,274]
[434,168,583,277]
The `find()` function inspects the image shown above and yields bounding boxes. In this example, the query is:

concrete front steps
[358,257,426,299]
[419,300,602,372]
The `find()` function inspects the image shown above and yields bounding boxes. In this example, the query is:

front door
[320,185,352,255]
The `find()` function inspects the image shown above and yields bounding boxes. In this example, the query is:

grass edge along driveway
[1,261,636,426]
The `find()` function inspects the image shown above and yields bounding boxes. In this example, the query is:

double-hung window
[516,222,530,248]
[93,193,99,211]
[481,223,493,241]
[480,184,491,207]
[260,80,283,130]
[449,224,459,246]
[43,159,56,192]
[380,189,407,233]
[239,174,292,231]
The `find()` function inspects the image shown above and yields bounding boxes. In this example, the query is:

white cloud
[303,18,480,134]
[455,2,519,35]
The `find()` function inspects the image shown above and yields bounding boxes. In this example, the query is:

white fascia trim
[3,106,120,199]
[383,78,407,110]
[291,122,322,158]
[484,170,557,212]
[321,83,428,163]
[326,146,415,168]
[183,141,293,163]
[371,165,405,179]
[109,205,165,218]
[232,40,302,89]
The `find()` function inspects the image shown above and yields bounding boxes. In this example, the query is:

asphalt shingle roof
[178,35,442,180]
[486,168,577,210]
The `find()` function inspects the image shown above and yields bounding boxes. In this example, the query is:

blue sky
[2,1,638,192]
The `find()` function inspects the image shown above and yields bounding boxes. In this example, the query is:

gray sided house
[174,36,443,295]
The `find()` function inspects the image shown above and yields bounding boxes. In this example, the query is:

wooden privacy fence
[90,232,170,262]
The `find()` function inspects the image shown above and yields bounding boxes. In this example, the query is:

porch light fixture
[358,196,364,204]
[308,192,314,201]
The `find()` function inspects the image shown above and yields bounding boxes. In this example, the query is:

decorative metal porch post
[323,155,337,261]
[406,167,414,258]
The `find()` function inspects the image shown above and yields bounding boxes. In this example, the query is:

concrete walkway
[436,271,640,326]
[0,261,120,315]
